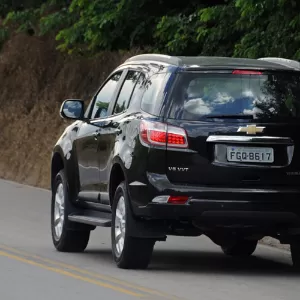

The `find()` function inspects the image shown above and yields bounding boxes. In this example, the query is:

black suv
[51,54,300,269]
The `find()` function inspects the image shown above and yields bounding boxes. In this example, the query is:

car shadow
[82,247,299,277]
[149,249,298,276]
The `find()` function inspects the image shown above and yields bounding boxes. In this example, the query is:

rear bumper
[130,173,300,227]
[137,200,300,225]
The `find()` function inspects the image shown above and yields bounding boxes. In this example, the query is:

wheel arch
[109,158,127,206]
[51,149,65,190]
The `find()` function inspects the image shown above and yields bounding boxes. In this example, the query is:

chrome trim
[166,147,197,153]
[207,135,293,144]
[129,181,147,186]
[212,161,285,169]
[237,125,265,135]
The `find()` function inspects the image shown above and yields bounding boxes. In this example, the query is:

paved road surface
[0,179,299,300]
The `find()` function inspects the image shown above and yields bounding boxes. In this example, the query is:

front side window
[91,72,122,119]
[113,71,141,115]
[168,72,300,121]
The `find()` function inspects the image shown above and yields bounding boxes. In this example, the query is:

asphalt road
[0,180,299,300]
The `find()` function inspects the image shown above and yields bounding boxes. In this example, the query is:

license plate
[227,146,274,163]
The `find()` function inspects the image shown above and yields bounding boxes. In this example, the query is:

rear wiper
[205,114,254,119]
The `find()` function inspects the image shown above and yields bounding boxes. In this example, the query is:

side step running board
[69,215,111,227]
[68,211,112,227]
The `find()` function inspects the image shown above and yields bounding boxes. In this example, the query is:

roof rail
[125,54,181,66]
[258,57,300,70]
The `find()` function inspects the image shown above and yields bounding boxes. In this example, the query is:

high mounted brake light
[139,120,188,148]
[232,70,263,75]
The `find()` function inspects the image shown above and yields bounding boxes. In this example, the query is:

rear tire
[291,241,300,270]
[221,239,257,257]
[51,170,90,252]
[111,182,155,269]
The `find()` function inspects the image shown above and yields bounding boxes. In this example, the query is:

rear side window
[128,73,146,108]
[141,72,171,116]
[113,70,141,114]
[168,72,300,121]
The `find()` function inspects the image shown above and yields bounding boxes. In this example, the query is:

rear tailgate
[165,70,300,188]
[165,119,300,188]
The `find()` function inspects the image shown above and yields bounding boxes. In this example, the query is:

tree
[1,0,300,59]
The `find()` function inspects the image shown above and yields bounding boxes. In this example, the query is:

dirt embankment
[0,34,138,188]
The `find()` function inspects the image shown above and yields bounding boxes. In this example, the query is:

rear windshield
[168,72,300,121]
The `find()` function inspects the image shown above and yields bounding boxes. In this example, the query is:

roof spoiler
[125,54,180,66]
[258,57,300,71]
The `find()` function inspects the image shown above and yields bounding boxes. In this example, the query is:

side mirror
[60,99,84,120]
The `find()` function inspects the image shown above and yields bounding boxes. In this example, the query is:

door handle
[93,131,101,140]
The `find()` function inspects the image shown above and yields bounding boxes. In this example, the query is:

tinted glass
[128,73,146,108]
[114,71,140,114]
[169,72,300,121]
[141,72,171,116]
[91,72,122,119]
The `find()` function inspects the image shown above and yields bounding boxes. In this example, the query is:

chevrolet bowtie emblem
[237,125,265,135]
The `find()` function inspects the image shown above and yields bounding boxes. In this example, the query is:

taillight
[139,120,188,148]
[140,121,167,146]
[232,70,263,75]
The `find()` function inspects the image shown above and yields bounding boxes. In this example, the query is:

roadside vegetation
[0,0,299,190]
[1,0,300,59]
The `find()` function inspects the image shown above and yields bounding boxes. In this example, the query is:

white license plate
[227,146,274,163]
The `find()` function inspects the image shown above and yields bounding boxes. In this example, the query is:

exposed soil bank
[0,33,137,188]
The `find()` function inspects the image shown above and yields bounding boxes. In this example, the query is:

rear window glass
[168,72,300,121]
[141,72,171,116]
